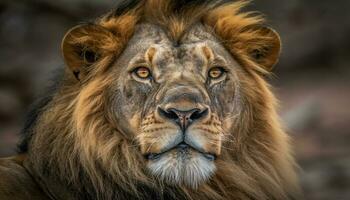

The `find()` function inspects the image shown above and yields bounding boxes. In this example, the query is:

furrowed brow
[202,46,214,62]
[145,47,157,64]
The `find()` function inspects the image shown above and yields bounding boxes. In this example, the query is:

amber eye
[208,67,225,79]
[133,67,151,79]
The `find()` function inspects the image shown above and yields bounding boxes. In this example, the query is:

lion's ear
[61,24,117,80]
[248,27,281,71]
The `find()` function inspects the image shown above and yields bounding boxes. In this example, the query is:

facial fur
[105,24,242,188]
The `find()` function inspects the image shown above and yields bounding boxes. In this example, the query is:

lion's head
[20,0,301,199]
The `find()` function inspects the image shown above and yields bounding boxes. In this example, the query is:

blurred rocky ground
[0,0,349,199]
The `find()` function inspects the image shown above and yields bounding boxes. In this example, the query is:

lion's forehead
[127,23,236,66]
[130,24,218,57]
[131,23,218,45]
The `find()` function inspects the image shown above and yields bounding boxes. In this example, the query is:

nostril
[158,107,178,120]
[190,108,208,121]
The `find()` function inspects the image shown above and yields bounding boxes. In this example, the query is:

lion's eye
[208,67,225,79]
[133,67,151,79]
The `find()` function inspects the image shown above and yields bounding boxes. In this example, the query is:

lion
[0,0,301,199]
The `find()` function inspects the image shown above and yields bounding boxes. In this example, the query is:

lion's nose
[158,107,208,131]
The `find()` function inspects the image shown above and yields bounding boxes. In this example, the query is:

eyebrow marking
[146,47,157,64]
[202,46,214,61]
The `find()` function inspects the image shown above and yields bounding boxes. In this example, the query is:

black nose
[158,107,209,131]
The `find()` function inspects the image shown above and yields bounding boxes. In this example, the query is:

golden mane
[20,0,301,199]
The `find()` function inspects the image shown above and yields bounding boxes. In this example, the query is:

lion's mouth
[144,142,217,161]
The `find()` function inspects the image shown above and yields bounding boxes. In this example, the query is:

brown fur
[0,1,301,199]
[0,156,49,200]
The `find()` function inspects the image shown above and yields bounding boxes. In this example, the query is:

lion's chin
[146,146,216,189]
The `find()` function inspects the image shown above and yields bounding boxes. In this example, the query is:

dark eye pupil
[139,70,148,76]
[209,67,224,79]
[134,67,150,79]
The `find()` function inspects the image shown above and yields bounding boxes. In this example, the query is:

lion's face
[105,24,240,188]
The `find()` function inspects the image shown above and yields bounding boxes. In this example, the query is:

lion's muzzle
[138,83,222,187]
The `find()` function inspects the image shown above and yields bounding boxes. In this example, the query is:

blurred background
[0,0,349,199]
